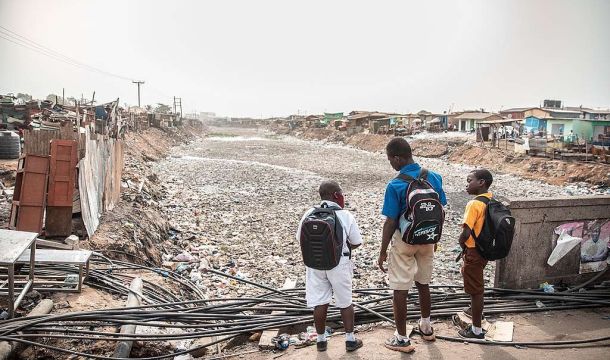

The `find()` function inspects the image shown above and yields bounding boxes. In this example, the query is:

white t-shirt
[296,200,363,254]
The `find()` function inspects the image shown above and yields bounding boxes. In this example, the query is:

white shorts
[305,257,353,309]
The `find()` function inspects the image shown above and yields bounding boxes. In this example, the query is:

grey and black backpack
[299,203,347,270]
[397,169,445,245]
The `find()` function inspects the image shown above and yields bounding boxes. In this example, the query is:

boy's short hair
[319,180,341,199]
[386,137,412,158]
[470,168,493,188]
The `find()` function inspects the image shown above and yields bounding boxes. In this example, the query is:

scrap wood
[258,278,297,350]
[489,321,514,342]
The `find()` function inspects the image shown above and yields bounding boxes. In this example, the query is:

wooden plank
[10,155,49,233]
[35,238,73,250]
[0,229,38,265]
[46,139,78,236]
[258,278,297,350]
[45,207,73,237]
[47,139,78,207]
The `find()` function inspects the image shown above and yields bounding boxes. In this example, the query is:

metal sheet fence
[78,125,124,236]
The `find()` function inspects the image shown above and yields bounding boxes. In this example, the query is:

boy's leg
[470,293,484,328]
[339,304,354,334]
[415,282,431,318]
[413,245,435,339]
[460,248,488,338]
[392,289,409,336]
[327,258,363,351]
[385,235,417,352]
[305,267,332,347]
[314,304,330,335]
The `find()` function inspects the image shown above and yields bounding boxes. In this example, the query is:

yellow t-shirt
[462,192,493,248]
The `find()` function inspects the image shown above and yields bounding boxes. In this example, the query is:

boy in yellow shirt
[457,169,493,339]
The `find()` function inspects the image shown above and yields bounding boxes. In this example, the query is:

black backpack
[472,196,515,260]
[396,169,445,245]
[299,204,347,270]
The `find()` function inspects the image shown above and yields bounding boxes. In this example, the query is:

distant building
[347,111,387,129]
[454,112,504,132]
[523,106,610,141]
[499,107,535,120]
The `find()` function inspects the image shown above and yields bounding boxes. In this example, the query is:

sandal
[417,321,436,341]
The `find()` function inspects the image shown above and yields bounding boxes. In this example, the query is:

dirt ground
[251,308,610,360]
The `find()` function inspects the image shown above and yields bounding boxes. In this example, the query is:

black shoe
[317,341,328,352]
[346,338,363,352]
[458,326,486,339]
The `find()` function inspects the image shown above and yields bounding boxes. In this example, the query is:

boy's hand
[377,252,387,273]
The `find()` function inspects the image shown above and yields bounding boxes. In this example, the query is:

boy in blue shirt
[378,137,447,353]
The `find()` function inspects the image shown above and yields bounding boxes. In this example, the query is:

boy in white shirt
[296,180,363,352]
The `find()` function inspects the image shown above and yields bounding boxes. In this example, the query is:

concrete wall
[495,196,610,289]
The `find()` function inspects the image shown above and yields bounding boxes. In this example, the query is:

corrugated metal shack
[18,99,129,237]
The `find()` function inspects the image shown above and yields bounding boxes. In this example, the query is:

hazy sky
[1,0,609,117]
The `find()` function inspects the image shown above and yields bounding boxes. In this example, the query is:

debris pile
[148,129,579,298]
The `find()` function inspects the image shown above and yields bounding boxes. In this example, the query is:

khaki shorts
[388,231,435,290]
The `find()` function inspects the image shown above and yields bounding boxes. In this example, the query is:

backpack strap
[320,203,352,259]
[395,173,415,182]
[395,168,429,182]
[419,168,429,180]
[474,195,490,205]
[469,196,490,241]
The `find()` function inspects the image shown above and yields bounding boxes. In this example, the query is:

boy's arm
[378,217,396,272]
[347,214,363,249]
[458,225,471,249]
[459,200,481,249]
[379,184,400,272]
[295,211,309,241]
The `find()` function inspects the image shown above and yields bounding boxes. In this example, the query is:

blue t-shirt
[381,163,447,221]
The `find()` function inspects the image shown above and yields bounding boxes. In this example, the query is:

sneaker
[316,341,328,352]
[458,326,486,339]
[384,335,415,353]
[345,338,363,352]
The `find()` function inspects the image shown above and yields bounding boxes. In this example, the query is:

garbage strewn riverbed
[152,128,582,298]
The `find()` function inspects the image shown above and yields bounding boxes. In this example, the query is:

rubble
[150,128,585,298]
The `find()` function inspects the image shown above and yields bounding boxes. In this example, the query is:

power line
[0,25,133,82]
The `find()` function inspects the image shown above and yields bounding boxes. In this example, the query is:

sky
[0,0,609,117]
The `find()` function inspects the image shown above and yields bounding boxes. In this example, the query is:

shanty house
[522,107,610,141]
[499,107,535,120]
[347,111,387,129]
[454,112,504,132]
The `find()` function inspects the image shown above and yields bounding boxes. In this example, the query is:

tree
[154,103,171,114]
[145,104,153,111]
[46,94,61,103]
[16,93,32,101]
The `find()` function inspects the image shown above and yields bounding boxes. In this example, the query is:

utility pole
[132,80,145,107]
[173,96,182,118]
